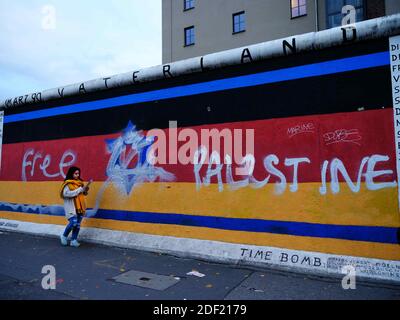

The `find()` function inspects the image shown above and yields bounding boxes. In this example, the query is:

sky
[0,0,162,101]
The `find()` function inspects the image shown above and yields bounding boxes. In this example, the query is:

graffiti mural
[0,30,399,282]
[105,121,175,196]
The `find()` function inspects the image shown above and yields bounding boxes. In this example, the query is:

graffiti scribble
[0,202,64,216]
[323,129,362,146]
[105,121,175,195]
[287,123,315,138]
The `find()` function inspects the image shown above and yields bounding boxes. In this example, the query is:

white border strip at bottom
[1,218,399,283]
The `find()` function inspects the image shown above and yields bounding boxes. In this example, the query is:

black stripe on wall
[3,64,392,144]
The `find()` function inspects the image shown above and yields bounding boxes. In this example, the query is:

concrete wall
[1,16,400,282]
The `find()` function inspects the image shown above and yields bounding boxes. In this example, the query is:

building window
[291,0,307,18]
[184,26,195,46]
[184,0,194,11]
[326,0,365,28]
[233,11,246,34]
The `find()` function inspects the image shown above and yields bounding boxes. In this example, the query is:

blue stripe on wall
[4,51,390,124]
[0,202,398,244]
[93,209,398,244]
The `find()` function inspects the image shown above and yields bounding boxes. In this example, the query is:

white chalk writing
[22,149,76,181]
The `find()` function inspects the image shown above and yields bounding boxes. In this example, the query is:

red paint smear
[0,109,395,183]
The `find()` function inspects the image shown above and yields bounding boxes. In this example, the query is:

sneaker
[70,240,80,247]
[60,235,68,246]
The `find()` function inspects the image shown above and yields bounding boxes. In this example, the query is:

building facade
[162,0,400,63]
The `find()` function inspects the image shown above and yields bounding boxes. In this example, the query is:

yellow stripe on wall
[0,181,398,227]
[0,210,399,261]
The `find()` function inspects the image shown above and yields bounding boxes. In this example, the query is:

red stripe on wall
[0,109,395,183]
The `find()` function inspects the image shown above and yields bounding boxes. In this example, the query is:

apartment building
[162,0,400,63]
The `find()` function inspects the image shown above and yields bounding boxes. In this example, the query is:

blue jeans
[63,215,83,240]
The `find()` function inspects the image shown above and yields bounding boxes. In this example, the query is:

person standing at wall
[59,166,91,247]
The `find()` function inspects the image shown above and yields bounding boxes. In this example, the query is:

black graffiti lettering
[36,92,42,101]
[200,56,205,71]
[283,38,297,56]
[342,27,357,43]
[301,256,311,265]
[163,65,173,78]
[291,254,299,263]
[24,95,29,103]
[103,77,111,89]
[280,253,288,262]
[392,64,400,73]
[314,257,322,267]
[240,248,274,260]
[392,44,400,51]
[265,251,272,261]
[79,83,86,94]
[18,96,23,104]
[13,97,19,106]
[5,99,12,107]
[132,71,140,83]
[58,88,65,98]
[241,48,253,64]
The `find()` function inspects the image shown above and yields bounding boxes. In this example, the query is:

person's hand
[83,179,93,194]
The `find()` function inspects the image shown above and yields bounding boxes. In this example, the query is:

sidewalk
[0,230,399,300]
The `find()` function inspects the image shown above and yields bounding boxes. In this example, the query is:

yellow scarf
[60,179,86,215]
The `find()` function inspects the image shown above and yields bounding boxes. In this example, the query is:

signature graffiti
[105,121,175,195]
[323,129,362,146]
[287,123,315,138]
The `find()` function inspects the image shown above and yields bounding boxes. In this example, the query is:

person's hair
[65,166,82,181]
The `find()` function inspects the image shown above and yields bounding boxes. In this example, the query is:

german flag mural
[1,17,400,282]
